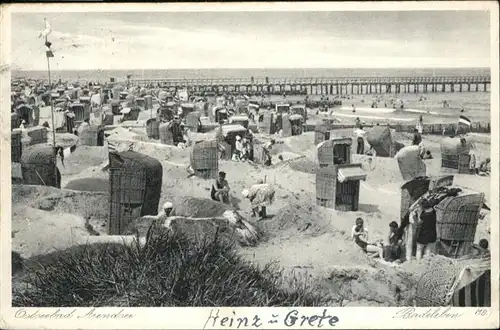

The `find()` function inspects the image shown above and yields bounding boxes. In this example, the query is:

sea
[12,67,490,81]
[15,67,492,125]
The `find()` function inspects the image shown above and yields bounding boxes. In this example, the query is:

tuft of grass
[13,228,328,307]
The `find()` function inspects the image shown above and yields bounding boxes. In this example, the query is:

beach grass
[13,228,328,307]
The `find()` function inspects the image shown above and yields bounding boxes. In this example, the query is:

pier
[128,75,491,95]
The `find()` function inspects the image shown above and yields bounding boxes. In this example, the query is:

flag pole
[45,35,58,187]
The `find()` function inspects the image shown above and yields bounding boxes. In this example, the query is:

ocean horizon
[12,67,490,81]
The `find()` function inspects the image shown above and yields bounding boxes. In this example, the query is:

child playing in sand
[382,221,403,262]
[351,218,383,258]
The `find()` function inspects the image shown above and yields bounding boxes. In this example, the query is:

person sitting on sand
[422,150,433,160]
[162,202,174,217]
[382,221,403,262]
[477,158,491,176]
[479,239,489,252]
[351,218,382,258]
[211,171,230,204]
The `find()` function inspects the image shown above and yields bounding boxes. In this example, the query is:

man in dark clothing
[65,109,76,134]
[412,128,422,146]
[416,200,437,260]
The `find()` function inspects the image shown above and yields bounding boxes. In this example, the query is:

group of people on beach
[352,212,490,264]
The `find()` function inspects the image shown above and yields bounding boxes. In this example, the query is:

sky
[10,10,492,71]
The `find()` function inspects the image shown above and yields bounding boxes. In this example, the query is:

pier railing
[127,75,490,94]
[129,75,490,85]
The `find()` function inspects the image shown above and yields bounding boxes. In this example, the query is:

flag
[38,19,52,39]
[45,40,54,58]
[459,115,472,127]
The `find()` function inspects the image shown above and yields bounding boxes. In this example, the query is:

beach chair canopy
[440,137,470,155]
[212,106,227,115]
[181,103,195,111]
[292,104,306,110]
[337,164,367,183]
[70,103,85,109]
[230,115,249,122]
[288,114,303,121]
[17,104,33,112]
[222,124,246,136]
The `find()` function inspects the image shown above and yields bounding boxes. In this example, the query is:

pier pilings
[128,75,490,95]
